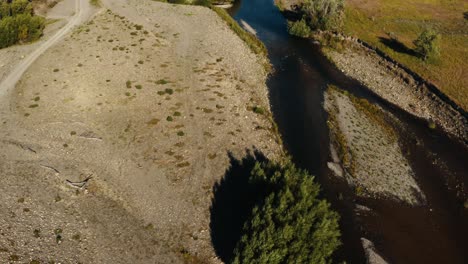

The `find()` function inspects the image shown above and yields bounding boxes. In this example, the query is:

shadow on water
[209,150,268,262]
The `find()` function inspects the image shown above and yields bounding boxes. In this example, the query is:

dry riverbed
[0,1,282,263]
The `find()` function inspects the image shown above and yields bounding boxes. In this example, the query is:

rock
[361,238,389,264]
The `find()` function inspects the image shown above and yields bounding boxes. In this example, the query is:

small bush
[288,18,312,38]
[301,0,344,31]
[252,106,266,115]
[193,0,212,7]
[413,29,440,61]
[156,79,169,85]
[318,33,345,51]
[90,0,101,7]
[168,0,187,4]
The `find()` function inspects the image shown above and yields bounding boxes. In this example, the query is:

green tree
[301,0,345,31]
[413,29,440,61]
[232,161,341,264]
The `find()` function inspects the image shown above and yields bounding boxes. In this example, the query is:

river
[227,0,468,263]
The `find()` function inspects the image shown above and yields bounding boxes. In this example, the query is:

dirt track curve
[0,0,91,97]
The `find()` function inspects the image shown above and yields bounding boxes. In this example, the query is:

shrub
[0,1,9,19]
[318,32,345,51]
[232,161,341,264]
[193,0,212,7]
[0,0,45,48]
[168,0,188,4]
[252,105,266,115]
[156,79,169,85]
[288,18,312,38]
[413,29,440,61]
[301,0,344,31]
[10,0,32,16]
[90,0,101,7]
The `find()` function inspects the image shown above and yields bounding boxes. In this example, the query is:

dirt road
[0,0,92,97]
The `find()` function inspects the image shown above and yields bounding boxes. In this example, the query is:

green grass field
[343,0,468,110]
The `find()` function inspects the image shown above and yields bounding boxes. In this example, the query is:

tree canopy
[232,161,341,264]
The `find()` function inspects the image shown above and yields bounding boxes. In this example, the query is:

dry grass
[344,0,468,110]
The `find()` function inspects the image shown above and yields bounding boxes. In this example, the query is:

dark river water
[228,0,468,263]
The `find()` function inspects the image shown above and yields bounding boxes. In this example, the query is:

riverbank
[322,38,468,144]
[275,0,468,145]
[0,0,282,262]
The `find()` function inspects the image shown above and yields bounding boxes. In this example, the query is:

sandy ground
[0,0,282,263]
[325,87,424,205]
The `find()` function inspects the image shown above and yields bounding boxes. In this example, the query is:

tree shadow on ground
[209,149,268,262]
[378,37,417,57]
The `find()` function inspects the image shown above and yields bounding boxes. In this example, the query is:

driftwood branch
[66,175,93,189]
[2,139,37,153]
[40,164,60,174]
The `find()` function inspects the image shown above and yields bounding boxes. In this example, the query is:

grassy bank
[343,0,468,110]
